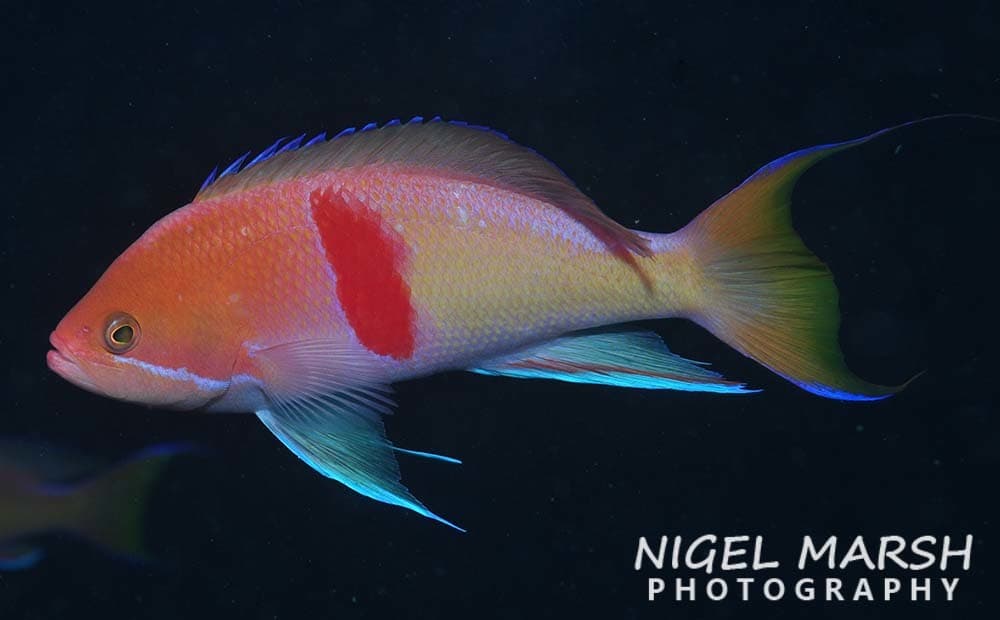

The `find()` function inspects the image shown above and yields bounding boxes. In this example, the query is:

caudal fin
[678,129,913,400]
[69,444,188,559]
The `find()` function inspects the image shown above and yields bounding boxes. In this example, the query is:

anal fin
[471,330,753,394]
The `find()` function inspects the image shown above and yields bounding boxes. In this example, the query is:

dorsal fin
[193,117,651,257]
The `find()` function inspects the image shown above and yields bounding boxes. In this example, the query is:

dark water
[3,2,999,618]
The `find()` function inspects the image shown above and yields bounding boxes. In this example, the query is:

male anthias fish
[0,440,183,569]
[49,117,920,530]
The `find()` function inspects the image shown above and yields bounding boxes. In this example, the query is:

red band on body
[310,187,415,359]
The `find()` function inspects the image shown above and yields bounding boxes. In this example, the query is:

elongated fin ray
[393,447,462,465]
[251,339,462,530]
[471,329,752,394]
[255,407,462,531]
[193,117,650,258]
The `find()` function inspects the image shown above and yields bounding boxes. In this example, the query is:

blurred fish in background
[0,440,188,570]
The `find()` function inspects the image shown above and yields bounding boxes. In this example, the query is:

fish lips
[47,332,100,393]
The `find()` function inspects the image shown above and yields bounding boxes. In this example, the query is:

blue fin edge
[0,547,44,571]
[197,116,512,197]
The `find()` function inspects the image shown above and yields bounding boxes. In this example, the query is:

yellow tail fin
[70,444,187,558]
[679,129,910,400]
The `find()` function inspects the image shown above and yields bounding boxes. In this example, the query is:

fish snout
[47,331,99,392]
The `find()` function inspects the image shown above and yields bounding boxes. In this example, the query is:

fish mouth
[47,332,99,393]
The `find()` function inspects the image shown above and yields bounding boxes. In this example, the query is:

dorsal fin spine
[304,132,326,147]
[199,166,219,192]
[277,133,307,154]
[219,151,250,178]
[246,137,287,169]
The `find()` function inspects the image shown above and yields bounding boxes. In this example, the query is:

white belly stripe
[117,356,229,391]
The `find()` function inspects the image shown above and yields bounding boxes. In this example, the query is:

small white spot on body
[394,223,404,233]
[240,226,250,237]
[456,205,468,225]
[478,219,486,228]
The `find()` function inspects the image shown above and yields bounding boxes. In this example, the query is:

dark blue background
[2,1,998,618]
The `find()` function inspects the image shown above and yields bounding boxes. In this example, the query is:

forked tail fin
[68,444,188,559]
[677,125,924,400]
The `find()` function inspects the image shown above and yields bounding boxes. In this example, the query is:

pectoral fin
[471,329,753,394]
[252,339,462,531]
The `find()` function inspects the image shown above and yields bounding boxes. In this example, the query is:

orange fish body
[49,118,907,528]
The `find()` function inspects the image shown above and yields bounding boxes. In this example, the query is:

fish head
[48,212,241,409]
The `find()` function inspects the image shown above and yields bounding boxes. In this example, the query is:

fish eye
[103,313,140,353]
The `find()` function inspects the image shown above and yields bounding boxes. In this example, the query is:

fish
[0,440,186,569]
[48,116,948,529]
